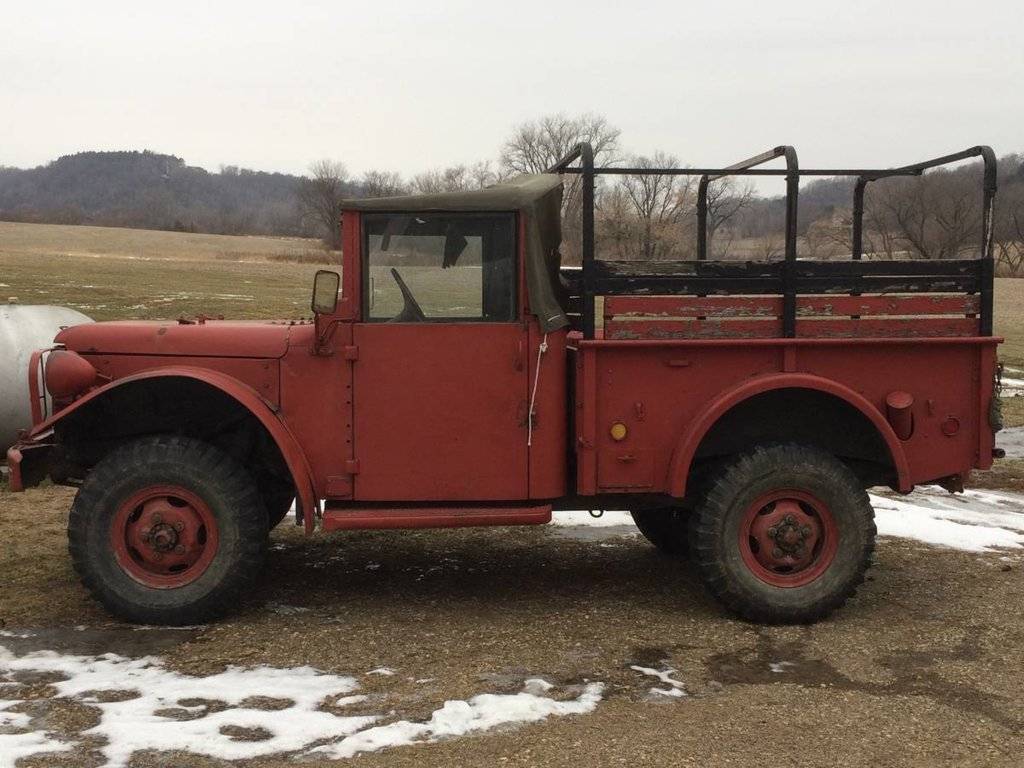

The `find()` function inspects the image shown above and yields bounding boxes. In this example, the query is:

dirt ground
[2,482,1023,767]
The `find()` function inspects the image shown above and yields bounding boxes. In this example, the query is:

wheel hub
[739,491,837,588]
[110,486,219,589]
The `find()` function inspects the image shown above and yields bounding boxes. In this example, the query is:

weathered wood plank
[796,295,981,316]
[795,317,979,338]
[604,319,781,340]
[605,296,782,319]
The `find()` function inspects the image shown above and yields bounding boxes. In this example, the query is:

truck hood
[54,320,297,358]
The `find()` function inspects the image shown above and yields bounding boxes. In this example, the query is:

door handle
[514,339,525,371]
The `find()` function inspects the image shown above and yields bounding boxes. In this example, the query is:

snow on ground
[0,646,602,767]
[630,666,687,698]
[551,485,1024,553]
[551,509,634,527]
[871,486,1024,552]
[996,425,1024,459]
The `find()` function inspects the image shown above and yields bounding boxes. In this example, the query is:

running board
[321,504,553,531]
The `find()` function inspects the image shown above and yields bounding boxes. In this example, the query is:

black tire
[689,444,875,624]
[631,508,689,557]
[68,435,268,625]
[631,460,720,558]
[263,483,295,529]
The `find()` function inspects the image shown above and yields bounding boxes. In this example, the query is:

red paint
[6,447,23,492]
[885,391,915,440]
[606,295,781,318]
[739,490,838,588]
[56,321,293,358]
[43,350,99,399]
[110,485,220,588]
[660,372,913,496]
[23,367,319,533]
[322,504,552,531]
[797,295,980,316]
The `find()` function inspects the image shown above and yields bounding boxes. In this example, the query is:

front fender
[21,366,319,533]
[666,372,912,497]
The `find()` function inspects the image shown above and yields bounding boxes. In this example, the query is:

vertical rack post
[696,176,710,261]
[782,146,799,338]
[580,143,596,339]
[979,146,997,337]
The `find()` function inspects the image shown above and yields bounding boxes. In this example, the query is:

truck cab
[7,143,1002,627]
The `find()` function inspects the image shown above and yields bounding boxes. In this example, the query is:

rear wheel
[689,444,875,624]
[631,508,689,557]
[68,435,268,625]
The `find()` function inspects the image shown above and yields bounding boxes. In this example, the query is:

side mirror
[311,270,340,315]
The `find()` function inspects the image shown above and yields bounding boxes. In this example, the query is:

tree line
[3,119,1022,274]
[298,114,1024,274]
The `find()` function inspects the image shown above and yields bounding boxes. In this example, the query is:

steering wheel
[389,268,426,322]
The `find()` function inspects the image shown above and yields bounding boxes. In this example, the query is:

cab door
[351,211,529,501]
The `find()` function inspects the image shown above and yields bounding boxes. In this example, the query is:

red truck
[7,143,1002,626]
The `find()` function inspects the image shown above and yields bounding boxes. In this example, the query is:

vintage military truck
[7,143,1001,626]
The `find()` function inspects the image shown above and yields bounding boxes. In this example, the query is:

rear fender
[27,366,319,533]
[667,373,912,496]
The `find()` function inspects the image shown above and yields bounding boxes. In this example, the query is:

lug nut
[152,513,162,524]
[174,545,185,554]
[801,525,811,536]
[768,526,778,538]
[173,522,184,532]
[772,547,784,559]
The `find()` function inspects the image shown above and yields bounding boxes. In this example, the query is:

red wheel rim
[738,489,838,588]
[110,485,219,589]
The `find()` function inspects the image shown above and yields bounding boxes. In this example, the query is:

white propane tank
[0,305,93,452]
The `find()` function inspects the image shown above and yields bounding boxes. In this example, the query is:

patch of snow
[0,645,374,766]
[0,645,602,767]
[0,631,34,639]
[522,678,554,695]
[630,665,687,698]
[550,510,634,527]
[1000,376,1024,395]
[367,667,396,676]
[308,681,604,760]
[871,486,1024,552]
[996,426,1024,459]
[769,661,796,673]
[0,731,71,767]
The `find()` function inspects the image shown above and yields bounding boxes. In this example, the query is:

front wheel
[689,444,875,624]
[68,436,268,625]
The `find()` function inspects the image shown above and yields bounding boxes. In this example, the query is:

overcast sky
[3,0,1021,187]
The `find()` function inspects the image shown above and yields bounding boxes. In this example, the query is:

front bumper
[5,438,53,492]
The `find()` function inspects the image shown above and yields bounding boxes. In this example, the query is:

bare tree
[616,152,695,260]
[408,164,495,194]
[995,182,1024,276]
[296,160,349,250]
[501,113,621,264]
[705,177,753,259]
[755,232,784,260]
[469,160,499,188]
[500,113,620,175]
[872,172,980,260]
[361,169,407,198]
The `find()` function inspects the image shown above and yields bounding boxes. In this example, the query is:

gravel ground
[2,484,1024,767]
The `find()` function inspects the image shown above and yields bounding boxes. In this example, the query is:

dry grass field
[0,221,331,263]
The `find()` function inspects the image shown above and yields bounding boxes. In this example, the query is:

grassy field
[0,220,331,263]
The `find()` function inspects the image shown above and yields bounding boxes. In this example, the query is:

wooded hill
[0,151,327,237]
